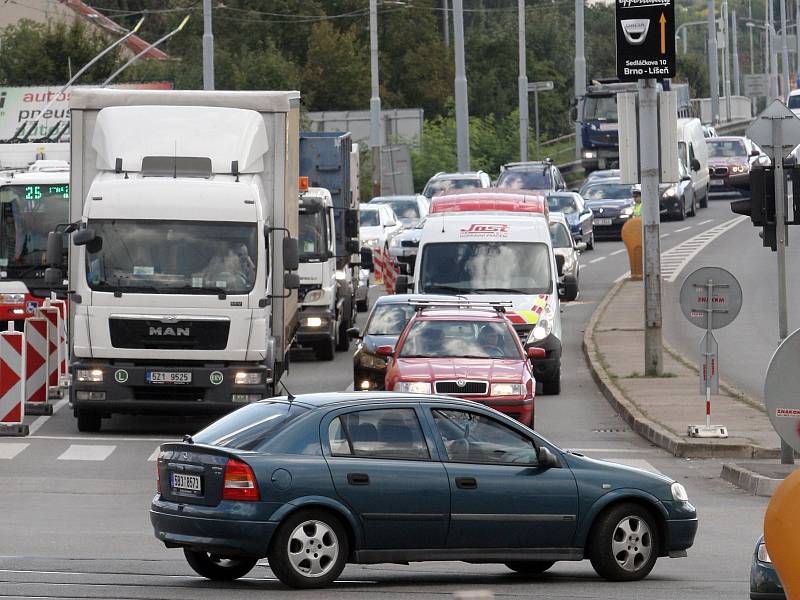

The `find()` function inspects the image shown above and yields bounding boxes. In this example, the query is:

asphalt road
[0,201,770,599]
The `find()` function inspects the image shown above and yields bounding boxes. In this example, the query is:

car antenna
[182,434,194,444]
[280,381,296,403]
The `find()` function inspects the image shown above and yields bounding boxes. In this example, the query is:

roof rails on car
[408,299,513,313]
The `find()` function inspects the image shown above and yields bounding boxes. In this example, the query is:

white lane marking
[660,233,670,239]
[27,397,69,436]
[589,256,606,264]
[610,249,626,256]
[57,444,116,461]
[614,271,631,283]
[602,458,663,475]
[698,219,713,225]
[675,226,691,233]
[0,443,29,459]
[148,447,160,462]
[660,215,747,282]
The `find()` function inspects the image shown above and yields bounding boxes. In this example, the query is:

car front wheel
[589,503,659,581]
[183,549,257,581]
[268,510,349,589]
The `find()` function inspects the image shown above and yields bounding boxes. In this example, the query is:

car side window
[328,408,430,460]
[431,409,537,465]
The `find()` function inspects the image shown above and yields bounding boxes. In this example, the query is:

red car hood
[394,357,525,382]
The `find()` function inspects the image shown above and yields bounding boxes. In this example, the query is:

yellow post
[764,470,800,599]
[621,216,643,281]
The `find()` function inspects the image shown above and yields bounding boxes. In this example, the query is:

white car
[368,195,429,229]
[422,171,492,199]
[359,204,403,258]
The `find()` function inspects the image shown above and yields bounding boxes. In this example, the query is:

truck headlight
[0,293,25,304]
[362,238,379,247]
[671,482,689,502]
[583,150,596,159]
[490,383,524,396]
[757,542,772,563]
[394,381,432,394]
[305,317,324,327]
[234,371,263,385]
[304,290,323,303]
[76,369,104,383]
[529,319,552,342]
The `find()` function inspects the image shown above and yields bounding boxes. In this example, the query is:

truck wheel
[76,409,102,433]
[335,320,350,352]
[541,369,561,395]
[315,339,335,361]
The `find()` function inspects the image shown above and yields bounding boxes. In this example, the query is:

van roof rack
[408,299,513,313]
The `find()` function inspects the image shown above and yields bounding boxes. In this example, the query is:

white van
[395,209,564,395]
[677,117,710,208]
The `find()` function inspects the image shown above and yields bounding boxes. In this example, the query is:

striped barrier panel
[372,246,385,284]
[24,317,51,416]
[36,307,62,399]
[45,299,69,385]
[383,250,398,294]
[0,330,28,436]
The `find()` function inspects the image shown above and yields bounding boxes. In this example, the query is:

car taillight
[223,459,260,501]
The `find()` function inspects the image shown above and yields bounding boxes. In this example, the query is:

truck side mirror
[46,231,63,267]
[345,209,359,238]
[284,272,300,290]
[44,267,63,286]
[394,275,410,294]
[360,247,374,271]
[283,237,299,271]
[345,239,360,254]
[555,254,565,277]
[73,228,96,247]
[691,158,701,172]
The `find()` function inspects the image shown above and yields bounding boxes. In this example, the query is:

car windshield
[549,223,573,248]
[192,401,309,451]
[398,319,520,359]
[360,210,380,227]
[419,241,552,295]
[584,94,618,121]
[376,200,419,224]
[366,303,416,335]
[85,219,258,295]
[0,183,69,270]
[424,178,481,198]
[299,211,327,260]
[707,139,747,158]
[581,182,634,200]
[548,195,578,214]
[496,170,551,190]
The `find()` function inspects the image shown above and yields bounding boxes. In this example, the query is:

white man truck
[46,89,301,432]
[295,132,361,360]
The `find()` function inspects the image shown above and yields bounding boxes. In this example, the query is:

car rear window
[366,303,416,335]
[496,170,551,190]
[192,401,309,450]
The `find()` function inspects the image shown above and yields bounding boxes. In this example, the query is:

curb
[720,463,785,497]
[583,279,780,459]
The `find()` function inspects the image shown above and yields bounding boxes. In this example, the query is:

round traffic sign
[765,328,800,454]
[679,267,742,329]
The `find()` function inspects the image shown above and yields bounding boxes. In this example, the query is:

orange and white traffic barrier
[45,298,69,385]
[384,253,398,294]
[36,307,62,399]
[372,246,385,284]
[0,329,28,436]
[24,317,51,416]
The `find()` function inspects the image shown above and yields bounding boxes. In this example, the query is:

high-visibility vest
[633,202,642,217]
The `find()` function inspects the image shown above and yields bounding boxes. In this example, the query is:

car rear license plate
[710,179,724,186]
[171,472,202,495]
[595,218,613,226]
[146,371,192,384]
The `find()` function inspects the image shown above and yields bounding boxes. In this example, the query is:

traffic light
[731,165,776,251]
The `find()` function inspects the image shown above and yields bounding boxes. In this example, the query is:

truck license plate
[171,472,202,495]
[146,371,192,384]
[710,179,724,186]
[595,218,613,226]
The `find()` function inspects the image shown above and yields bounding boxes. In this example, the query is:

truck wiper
[173,285,228,299]
[93,283,163,295]
[473,287,531,294]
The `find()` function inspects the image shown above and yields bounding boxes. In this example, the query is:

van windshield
[418,241,552,295]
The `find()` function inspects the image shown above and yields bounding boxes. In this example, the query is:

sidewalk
[583,279,798,493]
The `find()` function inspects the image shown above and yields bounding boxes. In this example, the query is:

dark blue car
[750,535,785,599]
[151,393,698,589]
[547,191,595,249]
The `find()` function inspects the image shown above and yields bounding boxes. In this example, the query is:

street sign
[699,330,719,395]
[527,81,554,92]
[615,0,676,81]
[747,100,800,156]
[744,74,769,97]
[765,327,800,454]
[679,267,743,329]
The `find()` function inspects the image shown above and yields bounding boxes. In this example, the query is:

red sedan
[381,306,544,426]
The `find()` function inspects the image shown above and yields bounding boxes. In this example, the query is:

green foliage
[302,21,369,109]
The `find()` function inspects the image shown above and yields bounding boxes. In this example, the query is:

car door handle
[347,473,370,486]
[455,476,477,489]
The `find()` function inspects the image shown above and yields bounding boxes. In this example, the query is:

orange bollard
[764,469,800,600]
[621,216,643,281]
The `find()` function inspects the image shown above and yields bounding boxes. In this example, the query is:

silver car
[550,213,585,301]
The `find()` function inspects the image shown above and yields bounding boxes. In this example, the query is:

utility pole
[443,0,450,48]
[781,0,790,97]
[750,0,755,75]
[796,0,800,84]
[518,0,529,162]
[640,78,663,376]
[369,0,382,198]
[708,0,721,123]
[723,0,733,120]
[733,9,741,95]
[575,0,586,161]
[202,0,214,90]
[771,2,780,99]
[453,0,470,171]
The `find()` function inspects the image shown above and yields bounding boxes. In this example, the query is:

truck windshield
[299,211,327,261]
[85,219,258,295]
[0,183,69,270]
[584,95,618,121]
[418,242,552,295]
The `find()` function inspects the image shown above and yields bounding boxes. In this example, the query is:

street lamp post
[202,0,214,90]
[453,0,470,171]
[369,0,382,198]
[574,0,585,161]
[733,9,741,95]
[723,0,733,120]
[518,0,529,162]
[780,0,791,98]
[708,0,721,124]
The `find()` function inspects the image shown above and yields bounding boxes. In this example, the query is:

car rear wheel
[589,503,659,581]
[76,409,101,433]
[505,561,555,576]
[268,510,348,589]
[183,549,257,581]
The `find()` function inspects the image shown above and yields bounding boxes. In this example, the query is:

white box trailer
[62,89,301,432]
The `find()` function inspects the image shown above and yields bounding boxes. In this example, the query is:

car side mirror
[691,158,701,172]
[537,446,560,468]
[555,254,565,277]
[376,345,394,356]
[575,242,587,253]
[345,239,360,254]
[394,275,410,295]
[346,327,362,339]
[750,149,760,157]
[527,347,546,359]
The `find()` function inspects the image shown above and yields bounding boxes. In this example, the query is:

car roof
[430,171,484,179]
[261,391,496,411]
[501,161,553,171]
[706,136,747,142]
[370,195,423,203]
[430,190,548,215]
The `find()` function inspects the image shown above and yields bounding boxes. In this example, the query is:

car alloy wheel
[287,519,340,578]
[611,515,653,572]
[589,502,659,581]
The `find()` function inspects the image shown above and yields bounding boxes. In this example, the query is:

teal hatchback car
[151,393,698,589]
